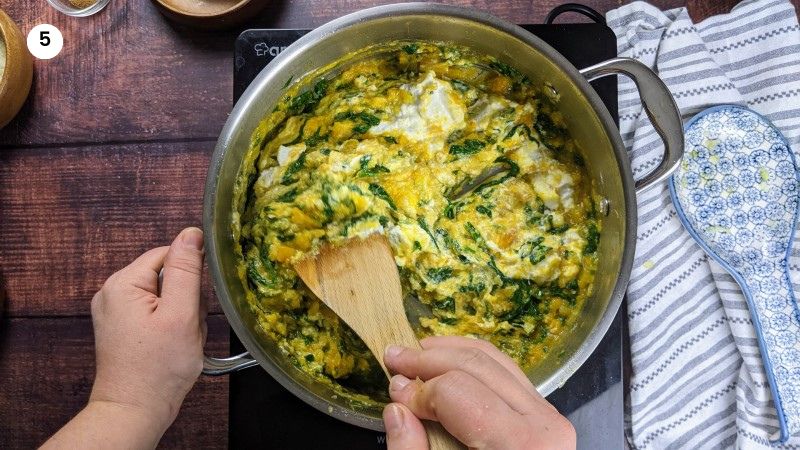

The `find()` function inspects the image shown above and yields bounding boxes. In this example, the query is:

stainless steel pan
[202,3,683,431]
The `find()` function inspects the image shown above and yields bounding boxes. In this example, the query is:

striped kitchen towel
[606,0,800,448]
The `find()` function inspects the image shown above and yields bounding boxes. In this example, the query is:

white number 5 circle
[27,24,63,60]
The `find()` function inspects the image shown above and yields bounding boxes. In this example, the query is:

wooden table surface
[1,0,796,447]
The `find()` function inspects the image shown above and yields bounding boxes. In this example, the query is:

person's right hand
[382,336,576,450]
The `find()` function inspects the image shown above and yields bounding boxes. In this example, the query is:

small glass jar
[46,0,111,17]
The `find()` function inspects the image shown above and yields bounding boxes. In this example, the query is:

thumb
[160,227,204,313]
[384,403,428,450]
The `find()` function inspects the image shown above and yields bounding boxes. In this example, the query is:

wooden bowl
[152,0,266,30]
[0,9,33,129]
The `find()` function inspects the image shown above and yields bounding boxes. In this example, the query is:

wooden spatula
[294,233,463,450]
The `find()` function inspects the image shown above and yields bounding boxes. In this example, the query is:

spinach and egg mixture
[232,41,601,401]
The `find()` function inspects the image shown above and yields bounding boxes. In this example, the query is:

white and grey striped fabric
[606,0,800,448]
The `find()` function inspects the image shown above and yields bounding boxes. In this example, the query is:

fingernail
[383,403,405,435]
[385,345,403,360]
[390,374,411,392]
[181,227,204,251]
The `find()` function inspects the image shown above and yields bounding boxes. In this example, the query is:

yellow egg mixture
[231,42,601,401]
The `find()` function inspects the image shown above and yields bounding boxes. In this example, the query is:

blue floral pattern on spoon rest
[669,105,800,443]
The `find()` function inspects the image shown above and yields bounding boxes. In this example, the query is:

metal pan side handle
[158,268,259,376]
[203,352,259,375]
[580,57,684,192]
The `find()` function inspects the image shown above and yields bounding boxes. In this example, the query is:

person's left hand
[89,227,207,434]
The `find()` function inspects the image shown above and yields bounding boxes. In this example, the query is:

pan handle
[157,268,258,375]
[580,57,684,193]
[203,352,259,375]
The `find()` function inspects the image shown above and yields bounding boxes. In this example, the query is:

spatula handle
[294,235,464,448]
[424,421,465,449]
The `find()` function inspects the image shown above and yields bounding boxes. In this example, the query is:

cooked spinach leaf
[335,111,381,134]
[304,129,328,148]
[368,183,396,210]
[277,232,295,242]
[459,277,486,295]
[502,280,543,323]
[417,217,439,250]
[335,81,354,91]
[281,150,308,185]
[432,296,455,312]
[246,250,279,293]
[436,229,462,256]
[487,257,509,282]
[443,201,464,219]
[320,188,335,223]
[427,267,454,283]
[288,78,329,115]
[504,123,538,142]
[356,155,390,178]
[449,139,485,156]
[547,279,579,304]
[402,43,419,54]
[529,245,549,264]
[489,60,523,79]
[277,188,299,203]
[474,156,520,194]
[518,237,549,265]
[464,222,483,243]
[543,215,569,234]
[534,113,565,143]
[585,222,599,254]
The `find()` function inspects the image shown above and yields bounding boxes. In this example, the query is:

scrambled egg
[232,42,601,401]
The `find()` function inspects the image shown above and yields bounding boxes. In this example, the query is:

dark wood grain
[0,141,220,318]
[0,313,231,449]
[2,0,782,148]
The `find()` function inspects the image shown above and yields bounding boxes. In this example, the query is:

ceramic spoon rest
[670,105,800,442]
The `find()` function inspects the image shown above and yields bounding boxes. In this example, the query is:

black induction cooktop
[229,21,623,450]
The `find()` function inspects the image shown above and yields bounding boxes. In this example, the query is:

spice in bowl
[46,0,111,16]
[69,0,96,8]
